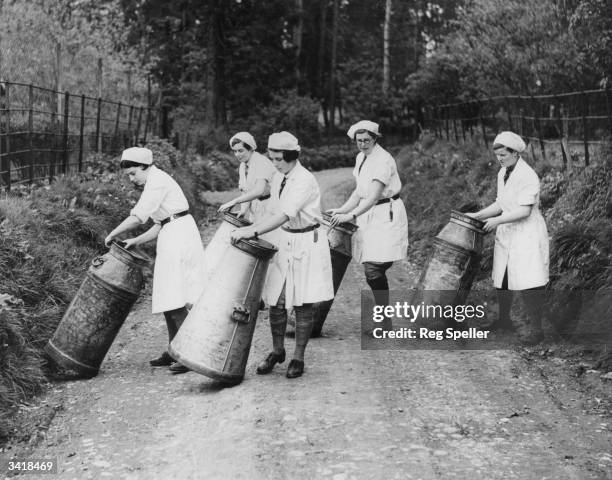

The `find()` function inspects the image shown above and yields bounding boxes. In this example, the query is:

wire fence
[425,88,612,172]
[0,81,167,191]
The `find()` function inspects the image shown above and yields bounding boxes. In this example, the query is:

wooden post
[127,105,134,146]
[78,95,85,172]
[452,107,459,143]
[135,107,143,145]
[479,100,488,147]
[581,91,589,167]
[114,102,122,153]
[554,95,568,171]
[444,106,450,140]
[1,82,10,190]
[62,91,69,174]
[531,95,546,162]
[505,96,513,131]
[95,97,102,153]
[28,84,34,184]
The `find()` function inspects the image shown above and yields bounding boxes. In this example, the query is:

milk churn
[311,212,358,336]
[45,242,150,377]
[169,237,277,384]
[202,211,252,282]
[411,210,485,328]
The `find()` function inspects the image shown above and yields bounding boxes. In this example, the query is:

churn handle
[231,303,251,324]
[91,257,106,268]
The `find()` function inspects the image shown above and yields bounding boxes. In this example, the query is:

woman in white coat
[105,147,206,373]
[467,131,549,343]
[231,131,333,379]
[329,120,409,316]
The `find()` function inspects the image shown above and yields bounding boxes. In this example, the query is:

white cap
[121,147,153,165]
[493,131,526,153]
[267,131,301,151]
[347,120,381,139]
[229,131,257,150]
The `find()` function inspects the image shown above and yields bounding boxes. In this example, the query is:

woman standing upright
[329,120,409,315]
[467,131,549,344]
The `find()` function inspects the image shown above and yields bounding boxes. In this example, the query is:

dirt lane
[2,168,611,480]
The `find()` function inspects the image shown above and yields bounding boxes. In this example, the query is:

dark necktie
[358,155,368,175]
[279,175,287,196]
[503,164,516,184]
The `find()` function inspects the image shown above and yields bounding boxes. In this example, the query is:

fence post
[505,96,513,131]
[127,105,134,146]
[95,97,102,153]
[114,102,122,154]
[78,95,85,172]
[554,95,568,171]
[479,100,488,148]
[135,107,143,145]
[62,91,69,174]
[28,84,34,185]
[605,85,612,138]
[143,107,150,143]
[452,107,459,143]
[1,82,11,191]
[518,97,525,137]
[444,106,450,140]
[581,91,589,167]
[162,106,169,139]
[530,95,546,162]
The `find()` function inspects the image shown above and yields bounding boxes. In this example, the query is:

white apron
[492,158,549,290]
[351,144,409,263]
[152,215,207,313]
[263,162,333,309]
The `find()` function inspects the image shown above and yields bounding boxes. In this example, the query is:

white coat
[238,151,279,228]
[264,161,334,309]
[492,158,549,290]
[351,144,409,263]
[130,166,206,313]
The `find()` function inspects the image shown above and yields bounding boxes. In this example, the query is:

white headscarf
[229,131,257,150]
[267,131,301,151]
[121,147,153,165]
[347,120,381,139]
[493,131,526,153]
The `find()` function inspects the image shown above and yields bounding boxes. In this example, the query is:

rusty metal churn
[311,212,358,336]
[169,237,277,384]
[411,210,485,328]
[45,242,150,377]
[202,211,252,282]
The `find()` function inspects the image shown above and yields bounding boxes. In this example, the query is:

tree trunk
[205,0,227,131]
[383,0,392,95]
[318,0,328,128]
[328,0,338,133]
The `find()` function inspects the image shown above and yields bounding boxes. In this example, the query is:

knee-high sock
[269,306,287,353]
[294,304,314,361]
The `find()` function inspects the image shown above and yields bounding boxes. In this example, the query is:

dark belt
[376,193,400,205]
[258,194,271,200]
[160,210,190,227]
[282,223,320,233]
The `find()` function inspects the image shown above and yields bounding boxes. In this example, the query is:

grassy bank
[0,139,236,443]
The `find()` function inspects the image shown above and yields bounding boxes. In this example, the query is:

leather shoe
[149,352,174,367]
[286,359,304,378]
[256,350,286,374]
[169,362,190,374]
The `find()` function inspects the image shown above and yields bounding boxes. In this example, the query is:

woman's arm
[105,215,142,246]
[330,180,384,226]
[481,205,532,232]
[122,224,162,248]
[328,190,361,216]
[219,179,268,212]
[230,212,289,240]
[466,202,503,221]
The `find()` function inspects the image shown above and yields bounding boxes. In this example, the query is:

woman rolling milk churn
[466,131,549,344]
[105,147,206,373]
[329,120,409,331]
[231,131,334,379]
